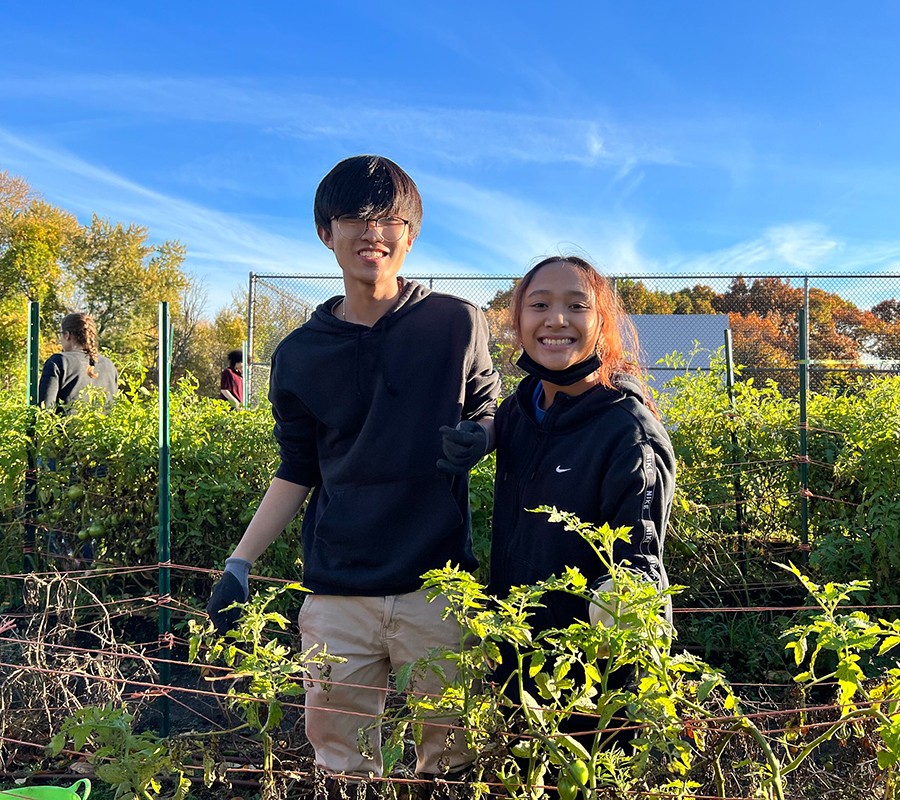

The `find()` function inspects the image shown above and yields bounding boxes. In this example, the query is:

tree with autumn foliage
[712,276,887,387]
[867,299,900,366]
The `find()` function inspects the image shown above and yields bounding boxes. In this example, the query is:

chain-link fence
[246,273,900,403]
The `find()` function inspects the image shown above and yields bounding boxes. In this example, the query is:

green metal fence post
[23,301,40,576]
[246,273,256,406]
[724,329,748,582]
[158,302,172,737]
[798,308,810,555]
[241,338,248,409]
[26,302,40,406]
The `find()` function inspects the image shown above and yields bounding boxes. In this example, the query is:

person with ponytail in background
[37,313,118,566]
[39,313,118,413]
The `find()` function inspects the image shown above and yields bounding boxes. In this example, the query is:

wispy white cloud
[417,171,649,276]
[0,126,333,309]
[766,223,840,270]
[0,126,539,304]
[0,74,686,170]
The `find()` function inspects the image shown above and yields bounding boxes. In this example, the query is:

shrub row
[2,361,900,619]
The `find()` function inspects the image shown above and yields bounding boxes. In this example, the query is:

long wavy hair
[61,313,100,378]
[511,256,657,415]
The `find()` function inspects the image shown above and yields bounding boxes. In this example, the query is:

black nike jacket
[488,372,675,633]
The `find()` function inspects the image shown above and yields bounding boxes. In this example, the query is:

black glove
[437,420,488,475]
[207,558,251,635]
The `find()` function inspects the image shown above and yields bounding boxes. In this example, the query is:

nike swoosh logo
[556,466,572,473]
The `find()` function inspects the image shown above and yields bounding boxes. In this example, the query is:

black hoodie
[269,280,500,596]
[489,373,675,633]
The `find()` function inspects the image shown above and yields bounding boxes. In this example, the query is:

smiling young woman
[510,256,651,409]
[488,254,676,748]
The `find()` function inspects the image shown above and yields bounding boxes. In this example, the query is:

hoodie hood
[302,279,431,396]
[304,278,431,335]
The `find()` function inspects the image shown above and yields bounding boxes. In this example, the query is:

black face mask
[516,350,602,386]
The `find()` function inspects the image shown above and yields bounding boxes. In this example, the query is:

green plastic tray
[0,780,90,800]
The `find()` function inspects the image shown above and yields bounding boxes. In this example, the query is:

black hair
[314,155,423,239]
[227,350,243,367]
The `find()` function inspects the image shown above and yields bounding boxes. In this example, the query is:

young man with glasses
[208,155,500,790]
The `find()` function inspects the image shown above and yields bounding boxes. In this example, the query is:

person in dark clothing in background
[220,349,243,408]
[488,256,676,746]
[39,312,118,412]
[38,312,118,565]
[207,155,500,786]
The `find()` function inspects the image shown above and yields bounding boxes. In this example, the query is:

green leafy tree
[674,283,718,314]
[0,171,79,386]
[67,215,188,357]
[616,278,674,314]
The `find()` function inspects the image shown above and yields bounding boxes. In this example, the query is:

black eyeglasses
[332,216,409,242]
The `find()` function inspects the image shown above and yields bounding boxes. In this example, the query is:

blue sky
[3,1,900,314]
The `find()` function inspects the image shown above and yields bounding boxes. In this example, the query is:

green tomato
[88,522,104,538]
[67,485,85,501]
[568,760,590,786]
[78,529,90,541]
[557,775,577,800]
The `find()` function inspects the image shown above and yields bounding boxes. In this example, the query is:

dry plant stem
[710,725,741,797]
[738,717,785,800]
[1,572,155,769]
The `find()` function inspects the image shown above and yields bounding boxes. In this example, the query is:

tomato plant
[0,372,303,606]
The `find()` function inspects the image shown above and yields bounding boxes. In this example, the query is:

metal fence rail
[246,273,900,403]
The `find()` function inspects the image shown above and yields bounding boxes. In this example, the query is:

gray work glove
[207,557,251,635]
[589,574,666,657]
[588,576,621,660]
[588,576,619,629]
[437,421,489,475]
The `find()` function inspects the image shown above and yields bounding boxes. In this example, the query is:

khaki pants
[298,592,473,778]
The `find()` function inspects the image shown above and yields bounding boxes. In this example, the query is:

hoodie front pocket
[308,475,465,587]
